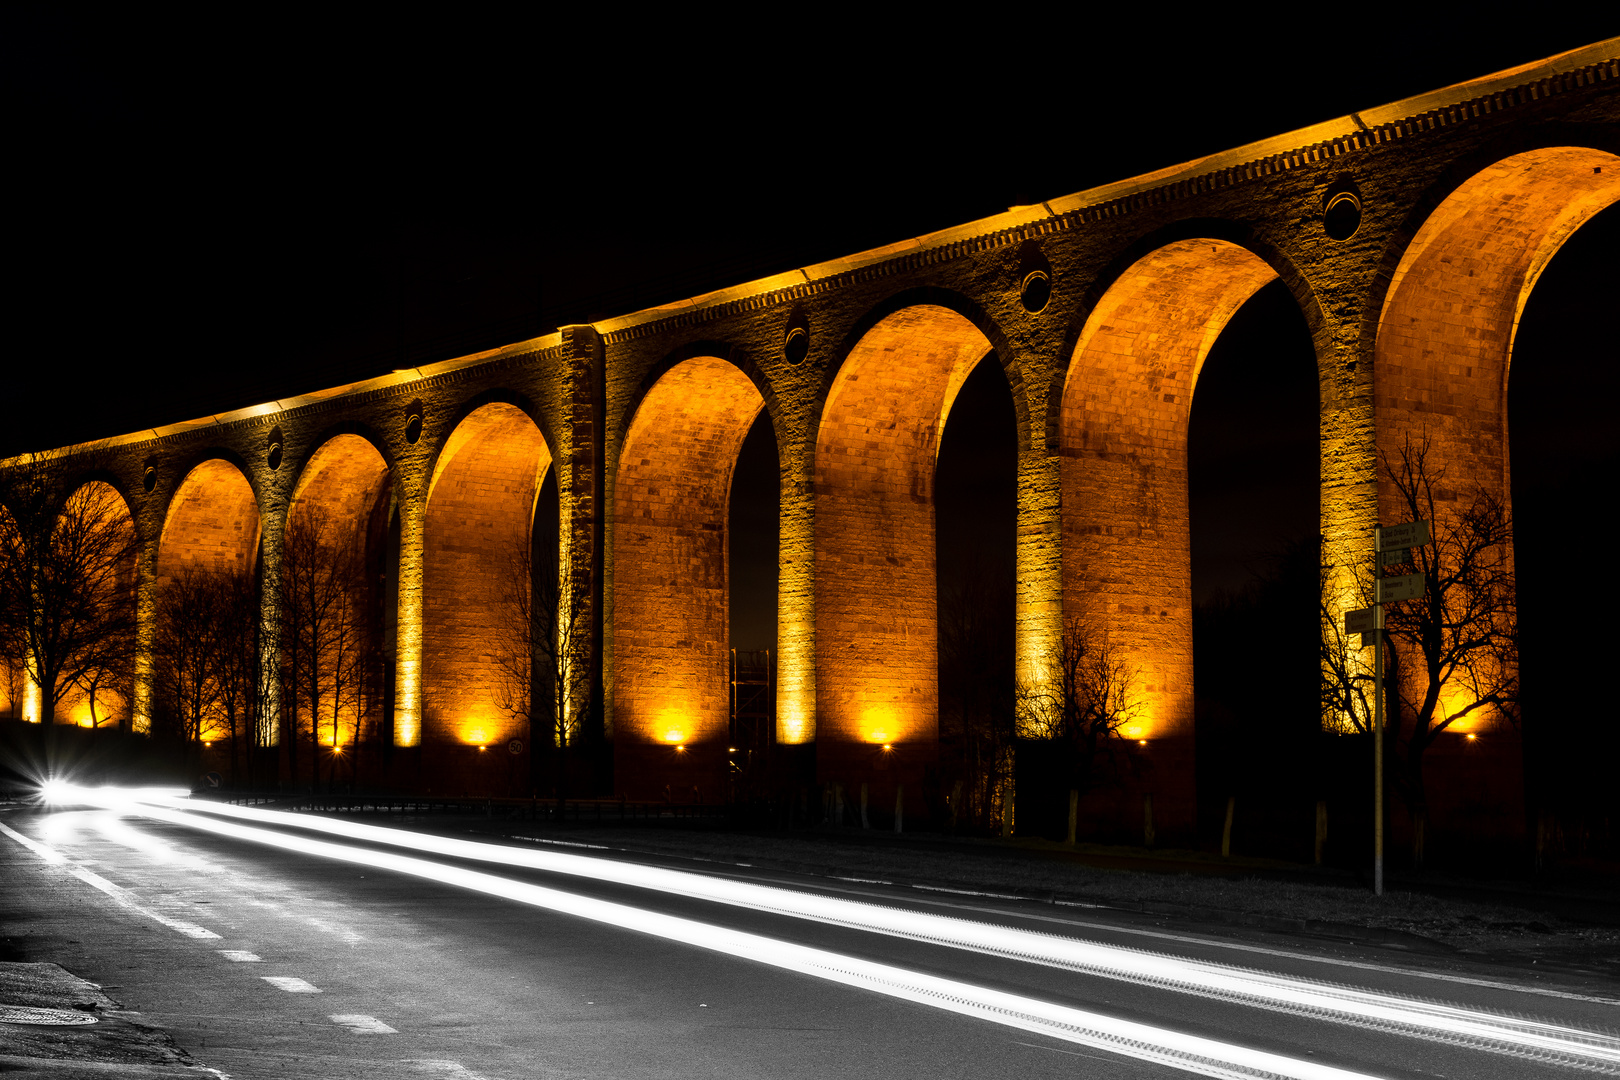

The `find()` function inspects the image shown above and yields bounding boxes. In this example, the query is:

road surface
[2,791,1617,1079]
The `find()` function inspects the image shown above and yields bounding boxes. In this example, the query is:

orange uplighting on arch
[285,434,390,757]
[815,304,992,763]
[1376,147,1620,505]
[38,482,138,729]
[1060,239,1282,743]
[157,459,261,585]
[421,402,551,752]
[612,356,763,793]
[1375,147,1620,736]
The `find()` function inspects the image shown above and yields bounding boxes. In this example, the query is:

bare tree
[1320,545,1377,738]
[493,533,592,798]
[0,458,139,725]
[1385,436,1517,865]
[279,512,369,793]
[492,539,534,740]
[210,567,264,787]
[1016,617,1142,801]
[151,568,229,760]
[1322,435,1518,866]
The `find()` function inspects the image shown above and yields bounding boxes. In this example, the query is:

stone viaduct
[5,42,1617,844]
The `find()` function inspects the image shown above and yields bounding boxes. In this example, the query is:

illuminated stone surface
[4,44,1616,840]
[613,357,763,798]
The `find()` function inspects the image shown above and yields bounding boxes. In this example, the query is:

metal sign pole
[1372,523,1385,897]
[1374,598,1384,898]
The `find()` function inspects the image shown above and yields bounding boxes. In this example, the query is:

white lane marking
[122,804,1376,1080]
[219,950,262,962]
[330,1013,397,1033]
[404,1061,492,1079]
[68,867,222,939]
[0,820,65,863]
[262,976,321,993]
[307,917,365,944]
[2,820,220,939]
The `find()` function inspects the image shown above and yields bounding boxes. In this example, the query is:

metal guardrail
[201,792,730,824]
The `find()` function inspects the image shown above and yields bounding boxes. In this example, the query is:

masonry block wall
[421,403,550,752]
[613,356,763,799]
[2,44,1614,843]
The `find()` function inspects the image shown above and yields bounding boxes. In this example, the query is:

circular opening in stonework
[1324,191,1362,240]
[783,326,809,366]
[405,400,424,444]
[142,467,157,493]
[267,442,283,471]
[1020,269,1052,313]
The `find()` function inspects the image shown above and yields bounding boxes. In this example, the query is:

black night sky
[6,16,1617,792]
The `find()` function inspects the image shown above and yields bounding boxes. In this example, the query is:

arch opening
[1187,279,1321,859]
[421,402,551,792]
[815,304,991,802]
[283,434,391,791]
[935,355,1018,835]
[1510,200,1620,849]
[1373,146,1620,847]
[157,459,260,585]
[0,482,138,729]
[152,458,260,748]
[1060,237,1281,839]
[613,356,765,800]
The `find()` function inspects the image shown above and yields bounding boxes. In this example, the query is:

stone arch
[156,457,261,585]
[52,479,140,729]
[1047,220,1330,454]
[1366,145,1620,846]
[1374,146,1620,510]
[814,303,996,785]
[612,354,765,798]
[284,433,392,757]
[421,401,552,758]
[1060,237,1288,832]
[1374,146,1620,715]
[821,287,1031,455]
[425,388,556,482]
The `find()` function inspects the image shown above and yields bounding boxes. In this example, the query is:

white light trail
[31,789,1369,1080]
[98,787,1620,1073]
[33,786,1620,1075]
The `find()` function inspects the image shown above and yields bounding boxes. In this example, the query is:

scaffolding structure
[729,649,774,794]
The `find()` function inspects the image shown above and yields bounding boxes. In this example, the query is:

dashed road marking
[262,976,321,993]
[1,821,220,939]
[330,1013,397,1034]
[219,950,262,962]
[404,1061,492,1079]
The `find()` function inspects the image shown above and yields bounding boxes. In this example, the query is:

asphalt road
[2,796,1617,1079]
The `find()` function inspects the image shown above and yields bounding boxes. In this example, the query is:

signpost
[1378,521,1430,551]
[1367,521,1429,897]
[1379,546,1414,567]
[1377,573,1425,604]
